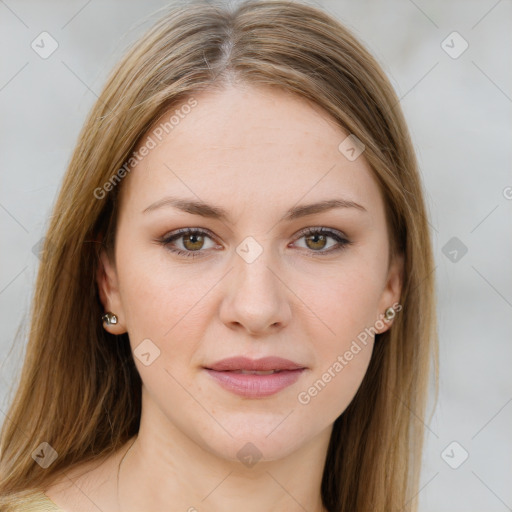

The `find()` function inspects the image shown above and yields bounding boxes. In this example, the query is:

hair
[0,1,438,510]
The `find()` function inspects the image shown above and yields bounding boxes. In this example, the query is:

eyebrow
[142,196,367,222]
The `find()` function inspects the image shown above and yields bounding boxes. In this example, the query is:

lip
[203,357,307,398]
[205,356,305,372]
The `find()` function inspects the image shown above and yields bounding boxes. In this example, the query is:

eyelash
[158,227,352,259]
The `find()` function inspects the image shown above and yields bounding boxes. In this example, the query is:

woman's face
[98,83,402,462]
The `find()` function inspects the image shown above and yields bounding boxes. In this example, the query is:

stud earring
[384,307,396,321]
[102,312,118,325]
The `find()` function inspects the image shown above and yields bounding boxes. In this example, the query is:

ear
[375,252,404,334]
[97,248,126,334]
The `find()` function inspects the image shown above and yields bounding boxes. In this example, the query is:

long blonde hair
[0,1,438,510]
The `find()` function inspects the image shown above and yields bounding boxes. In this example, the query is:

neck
[116,412,332,512]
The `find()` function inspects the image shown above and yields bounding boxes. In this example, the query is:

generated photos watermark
[93,97,198,200]
[297,301,402,405]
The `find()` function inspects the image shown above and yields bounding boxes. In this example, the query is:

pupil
[185,234,202,250]
[308,234,325,249]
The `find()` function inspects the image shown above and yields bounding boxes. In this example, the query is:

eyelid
[161,226,347,242]
[159,226,351,258]
[294,225,348,240]
[160,227,221,250]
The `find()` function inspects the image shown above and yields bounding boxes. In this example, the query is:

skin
[46,83,402,512]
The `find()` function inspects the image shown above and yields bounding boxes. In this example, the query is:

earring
[102,312,118,325]
[384,307,396,321]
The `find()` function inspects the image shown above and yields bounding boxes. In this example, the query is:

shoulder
[43,445,130,512]
[4,441,133,512]
[43,461,112,512]
[3,490,64,511]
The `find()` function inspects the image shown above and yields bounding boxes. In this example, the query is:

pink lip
[203,356,307,398]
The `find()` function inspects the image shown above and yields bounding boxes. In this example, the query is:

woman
[0,0,438,510]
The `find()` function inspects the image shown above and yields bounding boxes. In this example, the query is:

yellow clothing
[3,491,63,511]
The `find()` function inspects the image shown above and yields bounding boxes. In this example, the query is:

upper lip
[204,356,306,372]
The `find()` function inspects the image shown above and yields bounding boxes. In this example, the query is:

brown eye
[160,228,218,259]
[182,233,206,251]
[160,227,351,260]
[293,227,351,256]
[304,232,328,251]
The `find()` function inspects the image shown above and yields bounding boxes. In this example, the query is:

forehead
[119,84,384,221]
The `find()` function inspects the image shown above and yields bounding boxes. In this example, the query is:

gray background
[1,1,511,510]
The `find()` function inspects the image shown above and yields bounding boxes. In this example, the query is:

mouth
[203,357,307,398]
[227,369,284,375]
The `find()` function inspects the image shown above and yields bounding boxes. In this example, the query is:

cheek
[115,241,221,378]
[295,273,378,416]
[292,256,385,412]
[297,345,373,421]
[116,237,194,329]
[296,256,385,350]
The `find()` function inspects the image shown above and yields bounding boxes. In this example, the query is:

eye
[158,227,351,259]
[159,228,218,259]
[291,227,352,256]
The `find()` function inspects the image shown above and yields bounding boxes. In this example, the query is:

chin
[193,416,318,466]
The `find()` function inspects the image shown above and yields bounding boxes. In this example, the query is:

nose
[219,246,292,337]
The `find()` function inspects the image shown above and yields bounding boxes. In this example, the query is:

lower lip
[204,369,305,398]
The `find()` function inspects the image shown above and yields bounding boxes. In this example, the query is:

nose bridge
[220,234,291,333]
[234,234,281,299]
